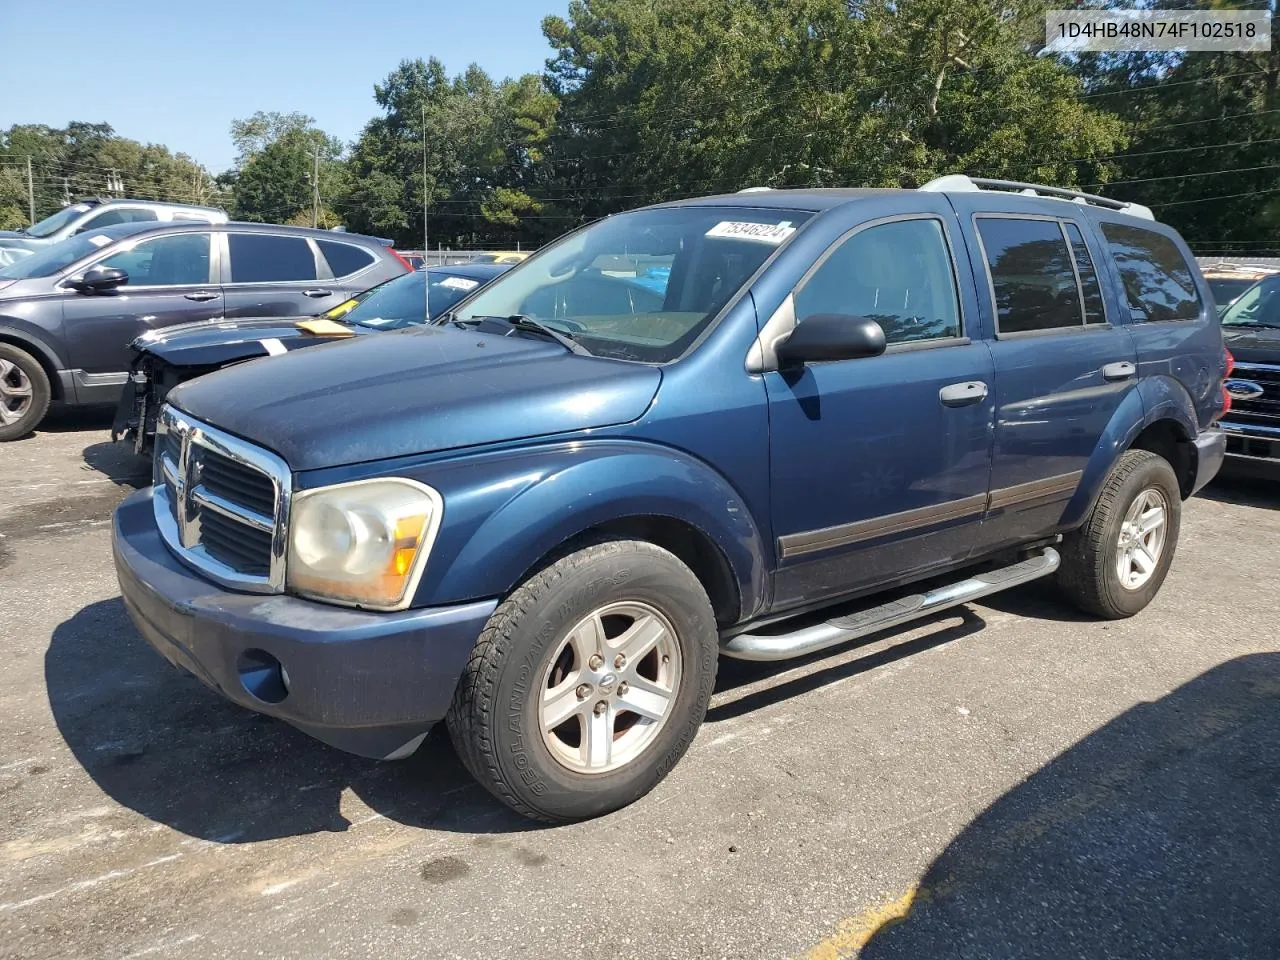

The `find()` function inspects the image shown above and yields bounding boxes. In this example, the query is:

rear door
[951,196,1138,553]
[63,230,220,383]
[220,231,339,318]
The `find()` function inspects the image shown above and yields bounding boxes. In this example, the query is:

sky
[0,0,561,173]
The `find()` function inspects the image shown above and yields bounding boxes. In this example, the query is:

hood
[168,325,662,471]
[133,315,372,367]
[1223,326,1280,365]
[0,233,38,251]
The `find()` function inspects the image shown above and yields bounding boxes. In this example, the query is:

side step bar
[721,548,1061,662]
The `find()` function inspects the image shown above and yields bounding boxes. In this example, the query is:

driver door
[64,232,220,383]
[766,215,995,610]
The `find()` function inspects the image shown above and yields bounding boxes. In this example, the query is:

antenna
[422,100,430,320]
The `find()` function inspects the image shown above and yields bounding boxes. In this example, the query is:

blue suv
[112,176,1227,822]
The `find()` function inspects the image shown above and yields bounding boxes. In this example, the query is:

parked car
[112,262,509,454]
[1199,261,1280,315]
[112,175,1226,823]
[1218,273,1280,472]
[0,221,410,440]
[0,197,227,262]
[469,251,530,264]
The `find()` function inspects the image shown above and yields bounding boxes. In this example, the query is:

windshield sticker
[71,203,91,213]
[439,276,480,291]
[705,220,796,245]
[87,234,113,248]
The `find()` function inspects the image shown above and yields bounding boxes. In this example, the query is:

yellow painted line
[803,884,925,960]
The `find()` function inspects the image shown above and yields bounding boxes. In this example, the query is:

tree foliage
[5,2,1278,253]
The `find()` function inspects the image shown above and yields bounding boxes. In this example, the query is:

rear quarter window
[1100,223,1202,322]
[317,239,376,278]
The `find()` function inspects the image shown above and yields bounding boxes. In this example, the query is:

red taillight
[389,249,415,273]
[1224,347,1235,379]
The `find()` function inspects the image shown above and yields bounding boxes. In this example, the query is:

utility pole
[25,157,34,226]
[62,176,71,206]
[422,100,430,318]
[311,146,320,228]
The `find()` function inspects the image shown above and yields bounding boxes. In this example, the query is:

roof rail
[919,174,1155,221]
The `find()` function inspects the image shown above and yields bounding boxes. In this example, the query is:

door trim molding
[778,492,988,559]
[777,470,1083,560]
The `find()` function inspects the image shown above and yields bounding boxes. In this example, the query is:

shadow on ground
[46,599,540,842]
[1198,471,1280,510]
[863,653,1280,959]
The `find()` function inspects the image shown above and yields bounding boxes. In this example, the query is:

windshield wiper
[1224,321,1280,330]
[459,315,592,356]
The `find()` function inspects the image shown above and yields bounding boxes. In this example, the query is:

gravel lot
[2,410,1278,960]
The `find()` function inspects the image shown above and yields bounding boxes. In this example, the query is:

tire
[446,539,719,823]
[0,344,51,442]
[1058,449,1182,619]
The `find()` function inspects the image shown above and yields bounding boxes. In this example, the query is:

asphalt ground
[2,408,1278,960]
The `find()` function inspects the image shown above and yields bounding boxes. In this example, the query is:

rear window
[317,239,375,278]
[1100,223,1201,322]
[228,233,317,283]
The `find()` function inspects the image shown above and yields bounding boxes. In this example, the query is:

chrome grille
[153,405,291,593]
[1228,362,1280,426]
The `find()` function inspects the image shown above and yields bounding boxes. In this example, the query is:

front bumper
[1190,426,1227,494]
[112,488,497,760]
[1218,420,1280,478]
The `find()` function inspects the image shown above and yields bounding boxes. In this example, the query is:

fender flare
[0,323,69,401]
[1060,377,1198,528]
[408,440,769,621]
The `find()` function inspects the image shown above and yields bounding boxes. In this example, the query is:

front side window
[78,208,158,231]
[228,234,317,283]
[1100,222,1201,322]
[978,217,1084,333]
[97,233,212,286]
[794,218,961,345]
[450,206,813,362]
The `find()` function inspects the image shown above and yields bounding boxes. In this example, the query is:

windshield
[0,231,116,280]
[345,269,491,329]
[449,205,813,362]
[1222,276,1280,328]
[25,203,94,239]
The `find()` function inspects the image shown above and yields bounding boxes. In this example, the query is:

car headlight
[287,478,443,610]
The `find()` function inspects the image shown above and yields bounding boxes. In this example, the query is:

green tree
[225,112,344,224]
[341,58,558,247]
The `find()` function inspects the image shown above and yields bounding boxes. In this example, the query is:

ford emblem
[1225,379,1265,401]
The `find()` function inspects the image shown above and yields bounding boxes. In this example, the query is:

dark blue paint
[116,185,1227,758]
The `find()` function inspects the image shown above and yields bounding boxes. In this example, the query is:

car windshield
[344,269,492,330]
[24,202,95,239]
[448,205,813,362]
[1222,276,1280,328]
[0,230,119,280]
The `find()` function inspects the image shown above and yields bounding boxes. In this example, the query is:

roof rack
[919,174,1155,221]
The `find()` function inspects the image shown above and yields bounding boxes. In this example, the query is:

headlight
[287,478,443,610]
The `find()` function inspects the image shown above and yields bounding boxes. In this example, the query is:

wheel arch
[0,325,67,402]
[399,440,770,624]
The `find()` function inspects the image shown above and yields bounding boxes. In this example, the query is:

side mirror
[73,265,129,294]
[776,313,887,367]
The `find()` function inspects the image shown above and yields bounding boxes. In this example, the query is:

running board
[720,548,1061,662]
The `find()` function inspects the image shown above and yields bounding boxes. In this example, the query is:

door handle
[1101,361,1136,381]
[940,381,989,407]
[302,288,333,299]
[184,291,220,302]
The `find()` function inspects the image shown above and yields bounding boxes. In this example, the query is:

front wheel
[0,344,51,442]
[446,540,718,823]
[1059,449,1182,619]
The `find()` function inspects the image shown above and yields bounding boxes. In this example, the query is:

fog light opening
[237,649,289,704]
